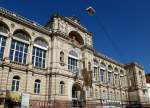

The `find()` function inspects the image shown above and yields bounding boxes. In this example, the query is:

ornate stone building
[0,7,149,108]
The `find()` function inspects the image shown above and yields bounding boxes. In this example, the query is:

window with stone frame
[107,65,113,84]
[114,74,118,84]
[0,22,8,59]
[100,69,105,83]
[108,72,112,84]
[11,76,20,91]
[120,70,124,86]
[120,76,124,86]
[34,79,41,94]
[10,30,30,64]
[68,50,78,73]
[10,40,28,64]
[60,81,65,95]
[114,68,119,85]
[32,38,48,68]
[100,62,106,83]
[60,51,65,66]
[93,60,98,80]
[32,47,46,68]
[0,35,6,59]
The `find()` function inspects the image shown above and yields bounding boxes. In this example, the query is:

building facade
[0,7,149,108]
[146,74,150,103]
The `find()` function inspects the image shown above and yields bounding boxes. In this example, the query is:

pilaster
[3,33,12,63]
[28,40,34,69]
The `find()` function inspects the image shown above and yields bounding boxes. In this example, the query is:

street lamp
[86,6,96,16]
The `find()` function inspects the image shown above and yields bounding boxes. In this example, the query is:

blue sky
[1,0,150,73]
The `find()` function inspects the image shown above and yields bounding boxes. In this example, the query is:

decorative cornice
[49,13,92,36]
[125,62,144,69]
[94,51,124,67]
[0,7,51,35]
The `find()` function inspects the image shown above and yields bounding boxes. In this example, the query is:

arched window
[60,51,64,65]
[11,76,20,91]
[10,30,30,64]
[100,62,106,83]
[0,22,8,59]
[34,79,41,94]
[60,81,65,95]
[68,50,78,73]
[0,22,9,34]
[32,38,48,68]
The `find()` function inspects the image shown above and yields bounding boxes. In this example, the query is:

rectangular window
[10,40,28,64]
[68,57,78,73]
[34,82,40,94]
[11,79,19,91]
[0,35,6,59]
[100,69,105,82]
[32,47,46,68]
[114,74,117,84]
[108,72,112,84]
[94,67,98,80]
[60,84,65,95]
[120,76,124,86]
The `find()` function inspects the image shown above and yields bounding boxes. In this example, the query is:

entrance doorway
[72,84,85,108]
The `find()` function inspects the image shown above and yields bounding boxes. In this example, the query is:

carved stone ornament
[11,23,15,28]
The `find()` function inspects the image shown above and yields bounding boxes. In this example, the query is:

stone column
[3,33,12,63]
